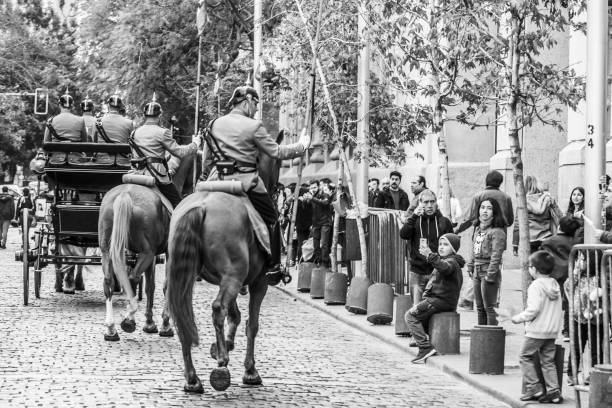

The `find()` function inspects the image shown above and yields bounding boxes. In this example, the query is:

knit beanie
[440,233,461,254]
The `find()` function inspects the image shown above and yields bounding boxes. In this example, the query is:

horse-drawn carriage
[16,142,160,305]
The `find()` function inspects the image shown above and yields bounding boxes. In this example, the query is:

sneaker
[538,390,563,404]
[411,347,437,364]
[519,390,544,401]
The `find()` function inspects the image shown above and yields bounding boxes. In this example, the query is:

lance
[285,0,325,270]
[193,36,203,192]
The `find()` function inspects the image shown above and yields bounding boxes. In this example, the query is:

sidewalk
[275,266,582,408]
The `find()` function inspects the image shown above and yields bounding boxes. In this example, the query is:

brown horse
[166,132,284,393]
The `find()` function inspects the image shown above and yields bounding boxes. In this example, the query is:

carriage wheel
[22,209,30,306]
[34,229,43,299]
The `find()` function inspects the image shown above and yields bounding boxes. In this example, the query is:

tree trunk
[506,9,530,307]
[330,158,344,273]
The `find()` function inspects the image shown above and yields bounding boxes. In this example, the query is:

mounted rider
[203,85,310,284]
[129,93,201,207]
[44,89,88,165]
[80,95,96,142]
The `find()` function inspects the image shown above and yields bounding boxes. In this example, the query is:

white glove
[298,128,311,151]
[192,133,202,149]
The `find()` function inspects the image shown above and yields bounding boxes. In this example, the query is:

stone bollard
[428,312,460,355]
[589,364,612,408]
[345,276,371,314]
[394,294,413,336]
[310,266,328,299]
[297,262,315,293]
[469,325,505,375]
[366,283,394,325]
[324,272,347,305]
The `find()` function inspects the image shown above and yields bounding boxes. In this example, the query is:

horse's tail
[167,205,205,347]
[109,192,134,299]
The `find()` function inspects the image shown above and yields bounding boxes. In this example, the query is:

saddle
[195,180,270,255]
[122,174,173,215]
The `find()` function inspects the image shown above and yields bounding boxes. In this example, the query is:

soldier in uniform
[80,95,96,142]
[204,85,310,283]
[94,94,135,165]
[130,93,200,207]
[43,90,88,165]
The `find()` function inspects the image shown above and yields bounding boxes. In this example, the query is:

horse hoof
[104,332,120,342]
[159,328,174,337]
[210,342,218,359]
[120,318,136,333]
[75,283,85,291]
[242,373,262,386]
[183,379,204,394]
[210,367,231,391]
[143,323,158,334]
[63,288,75,295]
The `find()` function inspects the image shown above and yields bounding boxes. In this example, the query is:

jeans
[520,337,559,395]
[0,219,10,246]
[409,271,431,305]
[473,266,500,325]
[404,298,447,349]
[311,225,332,267]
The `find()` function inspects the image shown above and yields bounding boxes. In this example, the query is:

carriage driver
[44,89,88,165]
[130,93,201,207]
[204,85,310,285]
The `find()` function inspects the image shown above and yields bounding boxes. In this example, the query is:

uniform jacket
[400,210,454,275]
[43,111,88,164]
[205,109,304,194]
[132,119,196,184]
[456,187,514,234]
[0,193,15,221]
[375,187,410,211]
[94,113,134,144]
[466,224,506,282]
[423,253,465,310]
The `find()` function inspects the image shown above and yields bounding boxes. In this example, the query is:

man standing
[375,171,410,211]
[306,179,334,267]
[204,86,310,284]
[0,187,15,249]
[407,175,427,216]
[454,170,514,309]
[131,93,200,207]
[80,96,96,141]
[400,190,453,304]
[368,178,380,208]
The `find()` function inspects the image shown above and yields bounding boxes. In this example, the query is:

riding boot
[265,222,287,286]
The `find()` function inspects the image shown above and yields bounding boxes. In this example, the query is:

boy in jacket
[512,250,563,404]
[400,189,453,304]
[405,233,465,364]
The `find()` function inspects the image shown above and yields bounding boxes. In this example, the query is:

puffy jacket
[400,210,454,275]
[513,277,562,339]
[466,224,506,282]
[0,194,15,220]
[513,192,561,247]
[422,253,465,309]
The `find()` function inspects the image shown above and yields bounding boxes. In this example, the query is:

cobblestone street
[0,228,507,407]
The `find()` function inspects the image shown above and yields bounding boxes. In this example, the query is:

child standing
[512,250,563,404]
[405,233,465,364]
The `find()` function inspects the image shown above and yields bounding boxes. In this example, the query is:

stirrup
[266,264,291,286]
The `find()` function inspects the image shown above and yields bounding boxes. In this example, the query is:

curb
[274,285,526,408]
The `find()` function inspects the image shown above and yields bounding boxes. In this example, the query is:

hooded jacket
[400,210,454,275]
[512,191,562,247]
[0,193,15,221]
[513,277,562,339]
[423,252,465,309]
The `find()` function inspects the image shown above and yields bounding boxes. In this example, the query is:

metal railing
[567,244,612,408]
[365,209,408,294]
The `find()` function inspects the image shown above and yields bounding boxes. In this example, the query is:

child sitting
[405,233,464,364]
[512,250,563,404]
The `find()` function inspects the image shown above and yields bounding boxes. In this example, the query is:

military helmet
[80,95,94,112]
[58,88,74,108]
[107,93,123,109]
[143,92,162,117]
[227,86,259,107]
